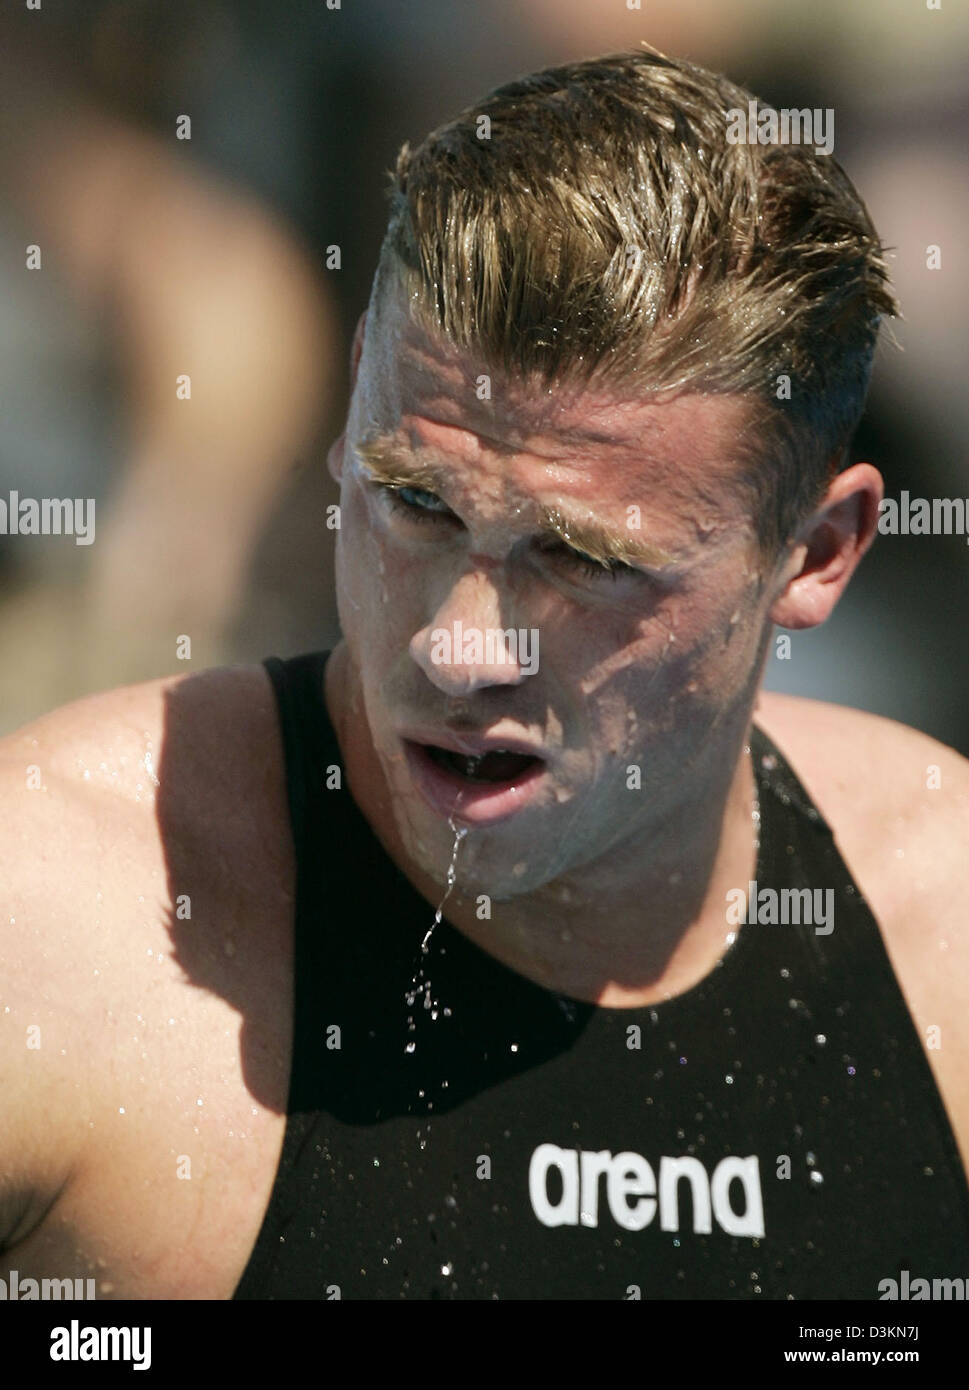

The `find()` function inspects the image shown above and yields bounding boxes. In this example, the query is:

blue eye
[378,484,454,523]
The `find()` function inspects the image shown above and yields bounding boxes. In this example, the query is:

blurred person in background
[0,2,337,728]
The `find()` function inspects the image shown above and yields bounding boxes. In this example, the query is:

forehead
[357,281,756,518]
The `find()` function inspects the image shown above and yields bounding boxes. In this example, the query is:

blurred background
[0,0,966,750]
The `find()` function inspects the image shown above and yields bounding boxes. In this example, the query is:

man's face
[329,280,777,900]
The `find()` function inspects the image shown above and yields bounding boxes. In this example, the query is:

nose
[410,559,536,696]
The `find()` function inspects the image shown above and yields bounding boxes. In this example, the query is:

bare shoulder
[0,662,290,877]
[754,694,969,1172]
[0,658,291,1008]
[754,691,969,909]
[0,661,281,797]
[754,689,969,785]
[754,691,969,837]
[0,663,292,1267]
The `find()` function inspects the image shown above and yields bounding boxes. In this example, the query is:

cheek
[336,487,430,636]
[334,490,387,648]
[664,597,765,708]
[338,488,394,588]
[575,584,765,747]
[654,607,768,749]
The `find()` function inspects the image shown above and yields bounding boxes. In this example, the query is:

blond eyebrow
[535,505,677,570]
[355,435,447,493]
[353,433,678,570]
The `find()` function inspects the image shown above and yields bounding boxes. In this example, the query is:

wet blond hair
[373,48,898,554]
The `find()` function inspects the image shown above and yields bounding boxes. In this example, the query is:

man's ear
[769,462,883,629]
[327,312,368,486]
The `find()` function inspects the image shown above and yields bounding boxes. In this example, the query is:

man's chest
[29,878,969,1301]
[223,903,969,1301]
[230,998,969,1300]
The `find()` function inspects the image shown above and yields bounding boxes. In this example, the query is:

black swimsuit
[233,650,969,1299]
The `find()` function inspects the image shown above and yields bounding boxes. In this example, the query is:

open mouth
[422,744,542,784]
[402,737,548,825]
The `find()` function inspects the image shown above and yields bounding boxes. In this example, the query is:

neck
[326,641,761,1009]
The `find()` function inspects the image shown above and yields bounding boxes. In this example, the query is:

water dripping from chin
[403,810,469,1049]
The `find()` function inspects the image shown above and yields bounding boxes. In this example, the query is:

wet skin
[7,285,967,1302]
[324,279,884,1006]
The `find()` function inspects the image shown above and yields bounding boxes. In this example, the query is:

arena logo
[528,1144,765,1237]
[725,100,834,156]
[0,491,95,545]
[878,492,969,542]
[429,622,539,676]
[725,881,835,935]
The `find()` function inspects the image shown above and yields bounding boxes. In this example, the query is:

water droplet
[405,818,467,1039]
